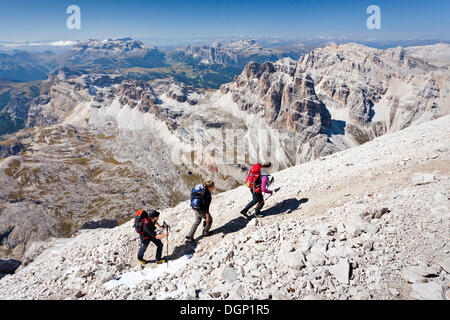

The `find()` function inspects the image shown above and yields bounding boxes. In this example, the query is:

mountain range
[0,38,449,266]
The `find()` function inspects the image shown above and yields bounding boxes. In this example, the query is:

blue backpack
[191,184,206,210]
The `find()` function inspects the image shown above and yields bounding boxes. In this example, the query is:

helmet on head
[148,209,160,219]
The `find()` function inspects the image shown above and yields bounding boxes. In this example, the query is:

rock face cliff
[181,39,307,68]
[220,43,449,163]
[0,115,448,300]
[58,38,167,70]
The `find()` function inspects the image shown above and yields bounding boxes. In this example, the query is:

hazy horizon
[0,36,448,53]
[1,0,449,42]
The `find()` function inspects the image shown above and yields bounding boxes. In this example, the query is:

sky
[0,0,449,42]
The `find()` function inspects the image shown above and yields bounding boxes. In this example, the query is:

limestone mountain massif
[220,43,449,163]
[180,39,308,68]
[58,38,167,70]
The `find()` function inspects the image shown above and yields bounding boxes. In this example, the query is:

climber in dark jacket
[137,209,168,264]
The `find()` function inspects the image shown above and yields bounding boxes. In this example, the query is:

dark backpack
[134,209,148,234]
[191,184,206,210]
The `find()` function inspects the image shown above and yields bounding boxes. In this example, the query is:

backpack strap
[139,219,152,239]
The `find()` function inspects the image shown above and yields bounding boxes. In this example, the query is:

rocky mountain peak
[73,38,146,52]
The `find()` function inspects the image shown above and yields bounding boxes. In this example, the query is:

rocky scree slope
[0,115,448,300]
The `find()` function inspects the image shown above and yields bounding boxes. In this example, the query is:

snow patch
[103,254,193,290]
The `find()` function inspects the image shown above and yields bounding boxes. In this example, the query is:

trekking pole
[166,232,169,269]
[163,222,169,269]
[253,187,280,215]
[255,195,270,211]
[253,193,272,216]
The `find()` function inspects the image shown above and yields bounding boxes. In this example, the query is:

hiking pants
[187,209,212,238]
[242,189,264,215]
[138,237,163,261]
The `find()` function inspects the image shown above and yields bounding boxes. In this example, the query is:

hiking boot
[185,235,194,242]
[240,210,249,218]
[156,258,167,264]
[202,231,212,237]
[138,258,149,265]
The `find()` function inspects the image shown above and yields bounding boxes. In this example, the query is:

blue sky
[0,0,449,41]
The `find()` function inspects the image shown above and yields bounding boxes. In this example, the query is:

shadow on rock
[260,197,309,217]
[210,216,249,238]
[167,240,198,261]
[0,259,21,279]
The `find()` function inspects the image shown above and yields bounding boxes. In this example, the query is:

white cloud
[48,40,78,47]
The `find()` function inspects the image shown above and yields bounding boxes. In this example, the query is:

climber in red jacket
[240,161,273,218]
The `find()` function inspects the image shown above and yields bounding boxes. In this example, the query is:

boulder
[411,282,444,300]
[307,251,327,267]
[360,211,374,222]
[437,256,450,274]
[345,222,364,238]
[222,266,239,284]
[363,240,374,251]
[374,208,391,219]
[352,290,371,300]
[210,291,221,299]
[329,259,350,285]
[402,266,440,283]
[315,223,337,237]
[95,271,115,284]
[281,250,306,270]
[360,208,390,221]
[412,173,435,186]
[310,239,329,255]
